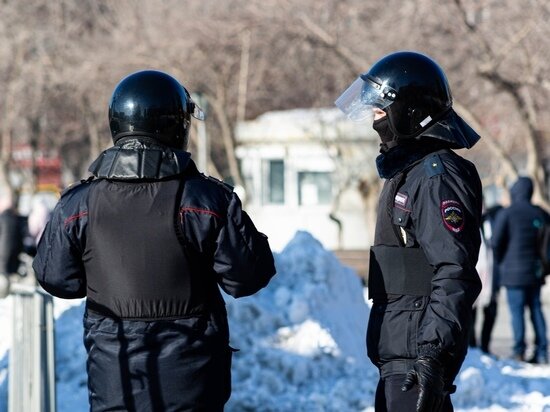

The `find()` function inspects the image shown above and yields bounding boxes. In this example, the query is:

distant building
[235,107,379,253]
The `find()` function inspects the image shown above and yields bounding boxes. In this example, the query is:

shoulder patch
[203,174,234,192]
[424,153,446,178]
[441,200,465,233]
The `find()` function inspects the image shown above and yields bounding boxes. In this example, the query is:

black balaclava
[373,117,398,153]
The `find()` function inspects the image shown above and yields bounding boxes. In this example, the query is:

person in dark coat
[0,191,25,298]
[336,51,482,412]
[492,176,549,364]
[33,70,276,411]
[469,204,502,354]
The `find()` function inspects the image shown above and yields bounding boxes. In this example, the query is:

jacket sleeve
[32,196,87,299]
[413,172,482,358]
[212,192,276,298]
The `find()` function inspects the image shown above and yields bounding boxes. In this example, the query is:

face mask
[373,117,397,152]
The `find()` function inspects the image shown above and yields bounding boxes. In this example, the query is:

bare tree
[449,0,550,206]
[1,0,548,213]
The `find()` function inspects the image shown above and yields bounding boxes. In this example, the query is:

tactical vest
[83,177,214,319]
[368,166,434,298]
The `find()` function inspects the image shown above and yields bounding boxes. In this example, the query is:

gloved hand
[401,352,445,412]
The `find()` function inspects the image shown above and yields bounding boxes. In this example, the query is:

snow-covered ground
[1,231,550,411]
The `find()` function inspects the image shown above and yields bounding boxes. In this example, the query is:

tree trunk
[206,93,245,190]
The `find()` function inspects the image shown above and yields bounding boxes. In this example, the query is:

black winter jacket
[367,141,482,388]
[492,176,550,286]
[33,139,276,411]
[0,209,25,274]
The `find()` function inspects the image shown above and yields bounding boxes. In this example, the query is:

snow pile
[454,349,550,411]
[2,230,550,411]
[225,231,376,411]
[53,303,88,410]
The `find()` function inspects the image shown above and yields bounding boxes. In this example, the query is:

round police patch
[441,200,465,233]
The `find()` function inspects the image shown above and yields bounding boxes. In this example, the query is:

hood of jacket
[510,176,533,203]
[88,137,191,180]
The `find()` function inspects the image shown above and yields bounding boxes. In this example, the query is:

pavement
[475,281,550,361]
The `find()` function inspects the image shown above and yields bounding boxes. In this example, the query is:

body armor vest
[368,170,433,298]
[83,178,211,319]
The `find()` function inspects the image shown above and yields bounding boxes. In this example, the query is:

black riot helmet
[336,51,480,148]
[108,70,204,149]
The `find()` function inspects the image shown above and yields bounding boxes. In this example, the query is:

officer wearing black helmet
[336,51,482,412]
[33,70,276,411]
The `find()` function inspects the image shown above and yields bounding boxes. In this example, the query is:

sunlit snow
[1,231,550,411]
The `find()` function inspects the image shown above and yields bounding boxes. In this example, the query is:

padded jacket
[492,176,550,286]
[33,138,276,411]
[367,142,482,388]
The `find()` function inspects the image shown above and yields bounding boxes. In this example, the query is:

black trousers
[374,374,453,412]
[469,300,498,353]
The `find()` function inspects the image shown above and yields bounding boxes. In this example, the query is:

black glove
[401,347,446,412]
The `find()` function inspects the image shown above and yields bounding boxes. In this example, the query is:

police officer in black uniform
[336,51,483,412]
[33,70,276,411]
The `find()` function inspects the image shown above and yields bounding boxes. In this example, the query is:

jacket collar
[376,139,449,179]
[89,138,191,180]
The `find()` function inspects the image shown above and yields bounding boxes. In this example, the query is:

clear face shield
[184,89,206,121]
[335,75,397,122]
[188,99,205,121]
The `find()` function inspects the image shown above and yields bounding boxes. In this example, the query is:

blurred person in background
[24,197,53,256]
[492,176,549,364]
[336,51,482,412]
[33,70,276,411]
[470,204,502,355]
[0,188,25,298]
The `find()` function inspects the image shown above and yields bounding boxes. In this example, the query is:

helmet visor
[335,75,396,122]
[191,103,205,121]
[188,98,205,121]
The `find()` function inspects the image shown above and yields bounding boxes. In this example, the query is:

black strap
[173,176,188,251]
[388,156,426,245]
[368,245,433,297]
[389,172,407,245]
[380,359,415,377]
